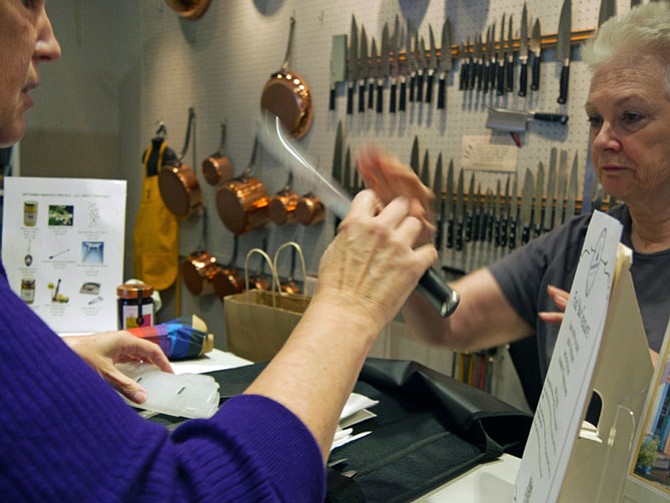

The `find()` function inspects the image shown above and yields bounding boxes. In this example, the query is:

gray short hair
[582,2,670,97]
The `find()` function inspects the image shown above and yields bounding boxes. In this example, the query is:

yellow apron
[133,140,179,291]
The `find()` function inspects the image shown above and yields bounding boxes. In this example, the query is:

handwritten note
[514,211,623,503]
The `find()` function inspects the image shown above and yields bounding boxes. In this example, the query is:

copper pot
[202,122,233,186]
[158,163,203,219]
[212,266,244,298]
[260,17,313,140]
[182,250,220,296]
[295,193,325,226]
[216,176,270,235]
[268,187,300,225]
[164,0,211,19]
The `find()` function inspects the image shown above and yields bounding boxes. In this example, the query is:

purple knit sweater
[0,261,325,502]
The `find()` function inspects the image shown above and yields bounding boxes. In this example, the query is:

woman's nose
[35,10,61,63]
[591,121,621,152]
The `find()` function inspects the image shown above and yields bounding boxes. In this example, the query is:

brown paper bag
[224,244,310,362]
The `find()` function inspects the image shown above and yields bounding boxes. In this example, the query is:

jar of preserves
[117,282,154,329]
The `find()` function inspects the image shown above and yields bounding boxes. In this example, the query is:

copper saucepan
[202,121,233,186]
[295,192,325,226]
[212,235,244,299]
[260,16,313,140]
[268,172,300,225]
[182,250,221,296]
[216,139,270,235]
[164,0,211,20]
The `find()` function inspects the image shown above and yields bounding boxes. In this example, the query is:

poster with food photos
[2,177,126,333]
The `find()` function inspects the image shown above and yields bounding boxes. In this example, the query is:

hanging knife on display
[358,25,368,113]
[455,169,465,252]
[482,25,493,93]
[410,136,420,176]
[368,37,377,111]
[508,175,519,250]
[472,35,483,91]
[556,0,572,104]
[520,168,534,245]
[493,179,503,247]
[332,121,344,229]
[416,34,427,102]
[500,176,510,248]
[459,40,470,91]
[426,25,438,103]
[598,0,616,28]
[445,160,455,251]
[488,22,498,94]
[543,150,557,233]
[530,19,542,91]
[556,149,569,226]
[533,162,545,238]
[420,150,431,188]
[379,24,391,114]
[464,173,476,243]
[518,3,529,97]
[347,15,358,115]
[565,153,579,223]
[257,115,461,317]
[505,15,515,93]
[433,153,444,261]
[497,15,507,95]
[343,146,352,196]
[389,16,400,113]
[408,21,417,102]
[437,18,452,109]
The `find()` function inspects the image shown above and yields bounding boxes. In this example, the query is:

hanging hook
[177,107,196,162]
[154,120,167,138]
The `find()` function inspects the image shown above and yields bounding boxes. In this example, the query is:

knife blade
[433,153,444,253]
[500,176,510,248]
[426,25,438,103]
[437,18,452,109]
[533,162,545,237]
[459,40,470,92]
[497,15,506,95]
[505,14,514,93]
[379,23,390,113]
[483,24,494,93]
[530,18,541,91]
[420,149,431,187]
[473,182,482,242]
[556,0,572,104]
[455,168,465,251]
[347,15,358,115]
[543,150,557,232]
[548,147,559,229]
[465,172,476,242]
[332,121,344,229]
[445,159,455,250]
[257,115,460,317]
[408,21,417,102]
[520,168,534,244]
[481,26,491,93]
[518,3,529,97]
[417,34,427,101]
[410,136,420,176]
[565,153,578,222]
[343,145,352,195]
[508,175,519,250]
[598,0,616,27]
[358,25,368,113]
[472,34,483,90]
[494,179,502,247]
[369,37,377,111]
[389,16,400,113]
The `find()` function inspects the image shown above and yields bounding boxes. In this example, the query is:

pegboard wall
[136,0,631,339]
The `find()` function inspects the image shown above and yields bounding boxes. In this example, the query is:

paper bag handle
[273,241,308,300]
[244,248,281,306]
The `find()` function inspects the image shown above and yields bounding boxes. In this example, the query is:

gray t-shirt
[490,205,670,380]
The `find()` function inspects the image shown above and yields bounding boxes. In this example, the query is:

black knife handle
[534,113,569,124]
[486,215,493,242]
[476,63,484,91]
[472,212,480,241]
[557,64,570,104]
[347,84,354,115]
[505,60,514,92]
[500,217,508,247]
[390,83,397,113]
[416,72,424,102]
[437,75,446,109]
[368,82,374,110]
[376,83,383,113]
[494,217,501,247]
[469,62,477,90]
[455,219,464,251]
[409,73,416,102]
[358,83,366,112]
[329,85,336,111]
[400,80,407,111]
[464,215,473,242]
[489,63,497,93]
[426,73,434,103]
[518,62,528,97]
[459,62,469,91]
[478,213,488,241]
[521,224,531,245]
[496,62,505,95]
[482,63,490,93]
[446,218,454,249]
[417,268,460,317]
[508,218,516,250]
[534,222,542,238]
[531,53,541,91]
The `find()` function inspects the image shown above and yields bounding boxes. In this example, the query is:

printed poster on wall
[2,177,126,333]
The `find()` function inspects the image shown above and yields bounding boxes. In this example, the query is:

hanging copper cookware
[182,250,222,296]
[216,138,270,235]
[164,0,211,20]
[295,192,325,226]
[202,121,233,186]
[211,236,244,299]
[274,241,306,295]
[158,108,202,219]
[268,172,300,225]
[260,16,313,140]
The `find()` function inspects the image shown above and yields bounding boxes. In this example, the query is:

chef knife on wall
[437,18,452,109]
[379,23,391,113]
[530,18,542,91]
[347,15,358,115]
[505,15,514,93]
[426,25,438,103]
[518,3,529,97]
[358,25,368,113]
[556,0,572,104]
[520,168,534,245]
